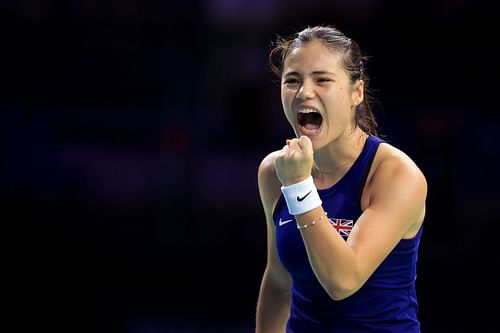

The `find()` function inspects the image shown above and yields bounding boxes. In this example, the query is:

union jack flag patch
[329,218,354,237]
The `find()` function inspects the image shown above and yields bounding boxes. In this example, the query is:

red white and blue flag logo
[329,218,354,237]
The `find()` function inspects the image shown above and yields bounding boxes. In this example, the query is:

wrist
[281,175,310,187]
[281,176,322,216]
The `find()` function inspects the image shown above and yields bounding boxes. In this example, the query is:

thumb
[298,135,313,155]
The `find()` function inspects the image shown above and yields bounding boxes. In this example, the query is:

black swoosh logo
[297,190,312,202]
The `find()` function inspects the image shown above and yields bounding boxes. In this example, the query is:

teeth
[298,108,319,114]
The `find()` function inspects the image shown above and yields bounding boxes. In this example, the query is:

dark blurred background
[2,0,499,332]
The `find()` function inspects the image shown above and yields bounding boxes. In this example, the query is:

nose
[296,80,315,100]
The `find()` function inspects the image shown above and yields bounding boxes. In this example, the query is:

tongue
[300,124,321,136]
[304,123,320,130]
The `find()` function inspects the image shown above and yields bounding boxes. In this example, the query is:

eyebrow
[283,70,338,77]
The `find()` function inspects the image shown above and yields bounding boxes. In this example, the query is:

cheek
[337,88,351,104]
[280,91,286,106]
[280,96,293,120]
[325,97,353,126]
[281,87,293,102]
[331,89,354,111]
[281,91,294,112]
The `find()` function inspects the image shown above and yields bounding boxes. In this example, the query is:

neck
[312,127,368,178]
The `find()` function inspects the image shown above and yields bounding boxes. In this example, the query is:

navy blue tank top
[273,136,422,333]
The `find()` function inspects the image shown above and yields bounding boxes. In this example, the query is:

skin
[255,40,427,332]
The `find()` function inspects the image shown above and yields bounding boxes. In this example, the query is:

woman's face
[281,40,363,150]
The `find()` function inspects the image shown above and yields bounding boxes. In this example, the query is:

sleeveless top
[273,136,422,333]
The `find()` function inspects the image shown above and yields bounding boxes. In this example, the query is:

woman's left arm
[296,153,427,300]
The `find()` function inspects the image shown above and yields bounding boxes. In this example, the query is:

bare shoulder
[258,150,283,214]
[365,142,427,210]
[258,150,280,178]
[364,142,427,237]
[377,142,427,185]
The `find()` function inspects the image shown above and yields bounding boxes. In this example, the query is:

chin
[307,136,327,151]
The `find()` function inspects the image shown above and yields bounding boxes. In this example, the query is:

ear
[351,79,364,107]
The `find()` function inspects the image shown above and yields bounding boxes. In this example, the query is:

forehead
[283,40,345,75]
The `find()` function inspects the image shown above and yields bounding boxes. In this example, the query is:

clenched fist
[274,135,314,186]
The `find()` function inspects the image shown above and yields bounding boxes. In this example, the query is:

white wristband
[281,176,322,216]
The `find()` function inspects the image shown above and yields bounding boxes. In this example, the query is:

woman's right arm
[256,151,292,333]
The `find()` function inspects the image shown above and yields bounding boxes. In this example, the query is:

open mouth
[297,108,323,136]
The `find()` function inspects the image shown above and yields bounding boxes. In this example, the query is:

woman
[255,25,427,332]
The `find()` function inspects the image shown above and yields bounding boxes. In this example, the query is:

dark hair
[269,25,379,136]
